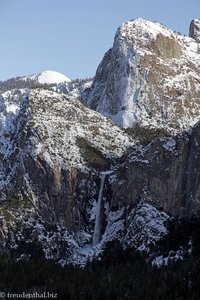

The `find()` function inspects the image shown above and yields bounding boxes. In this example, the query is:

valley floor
[1,240,200,300]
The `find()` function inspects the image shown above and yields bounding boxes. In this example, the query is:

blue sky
[0,0,199,81]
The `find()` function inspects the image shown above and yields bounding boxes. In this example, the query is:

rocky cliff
[83,18,200,132]
[110,122,200,217]
[0,18,199,265]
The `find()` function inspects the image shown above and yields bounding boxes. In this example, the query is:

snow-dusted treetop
[24,70,71,84]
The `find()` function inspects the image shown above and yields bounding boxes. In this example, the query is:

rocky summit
[0,18,200,268]
[83,18,200,132]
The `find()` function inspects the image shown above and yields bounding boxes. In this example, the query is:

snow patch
[24,70,71,84]
[152,248,184,267]
[123,203,169,251]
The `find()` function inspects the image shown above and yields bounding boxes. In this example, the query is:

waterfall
[92,172,107,246]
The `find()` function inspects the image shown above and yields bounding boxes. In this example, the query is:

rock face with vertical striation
[0,88,135,263]
[110,121,200,218]
[83,18,200,132]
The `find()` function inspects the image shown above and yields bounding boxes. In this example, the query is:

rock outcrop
[110,122,200,217]
[82,18,200,132]
[189,19,200,42]
[0,88,135,262]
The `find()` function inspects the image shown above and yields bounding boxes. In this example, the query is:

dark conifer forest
[1,217,200,300]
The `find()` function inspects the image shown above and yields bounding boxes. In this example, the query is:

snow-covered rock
[24,70,71,84]
[0,88,136,263]
[189,19,200,42]
[0,18,200,266]
[82,18,200,132]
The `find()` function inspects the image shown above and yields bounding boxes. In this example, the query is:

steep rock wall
[83,19,200,132]
[110,122,200,217]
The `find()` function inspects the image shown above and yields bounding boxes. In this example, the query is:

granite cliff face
[0,88,135,263]
[83,18,200,132]
[110,122,200,217]
[0,18,200,265]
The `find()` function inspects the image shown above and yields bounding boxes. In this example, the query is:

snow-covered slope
[0,88,134,173]
[0,87,199,266]
[0,18,200,267]
[24,70,71,84]
[83,18,200,133]
[0,88,137,265]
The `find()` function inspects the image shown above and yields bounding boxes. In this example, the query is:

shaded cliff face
[110,122,200,217]
[83,18,200,132]
[0,88,135,261]
[189,19,200,42]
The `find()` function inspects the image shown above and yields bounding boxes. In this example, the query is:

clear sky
[0,0,199,81]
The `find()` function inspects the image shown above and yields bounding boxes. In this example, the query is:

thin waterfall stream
[92,172,107,246]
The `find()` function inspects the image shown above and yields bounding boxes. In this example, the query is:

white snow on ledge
[120,18,173,42]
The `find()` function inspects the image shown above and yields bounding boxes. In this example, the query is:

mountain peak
[25,70,71,84]
[82,18,200,131]
[118,18,173,43]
